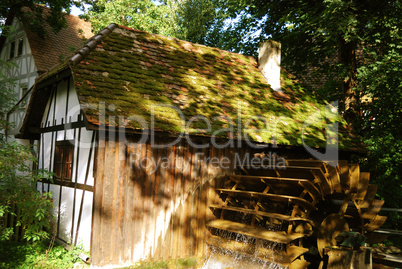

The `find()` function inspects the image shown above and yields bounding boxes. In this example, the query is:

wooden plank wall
[1,204,25,241]
[92,136,248,267]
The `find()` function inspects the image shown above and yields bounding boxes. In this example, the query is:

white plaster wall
[74,189,93,250]
[49,184,61,232]
[74,129,95,186]
[37,81,95,250]
[1,18,39,137]
[59,186,74,243]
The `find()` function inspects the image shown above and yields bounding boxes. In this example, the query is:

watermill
[206,156,387,268]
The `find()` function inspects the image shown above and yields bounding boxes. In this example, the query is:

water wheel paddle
[317,213,349,258]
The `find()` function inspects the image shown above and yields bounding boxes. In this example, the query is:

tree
[357,24,402,218]
[170,0,227,45]
[81,0,226,45]
[81,0,179,36]
[208,1,400,118]
[0,0,76,38]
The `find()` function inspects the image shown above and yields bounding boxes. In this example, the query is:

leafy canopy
[0,0,76,38]
[81,0,226,45]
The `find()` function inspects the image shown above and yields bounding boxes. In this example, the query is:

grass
[0,239,198,269]
[0,239,89,269]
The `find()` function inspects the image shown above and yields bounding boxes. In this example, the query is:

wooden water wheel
[206,157,386,268]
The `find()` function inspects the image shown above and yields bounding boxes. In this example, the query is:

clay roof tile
[22,5,92,72]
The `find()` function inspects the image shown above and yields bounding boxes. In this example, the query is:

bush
[0,239,89,269]
[0,136,54,242]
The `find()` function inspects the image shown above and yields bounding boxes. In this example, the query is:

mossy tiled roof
[46,25,361,150]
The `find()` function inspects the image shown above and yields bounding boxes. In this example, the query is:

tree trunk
[338,37,359,124]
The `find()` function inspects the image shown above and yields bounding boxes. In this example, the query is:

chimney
[258,40,281,92]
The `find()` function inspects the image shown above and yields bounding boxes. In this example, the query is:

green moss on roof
[41,25,362,150]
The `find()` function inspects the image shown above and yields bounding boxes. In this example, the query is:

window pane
[54,147,62,178]
[55,164,62,178]
[57,147,63,164]
[53,141,74,181]
[64,163,72,180]
[9,41,15,59]
[66,146,73,163]
[21,87,28,107]
[17,38,23,56]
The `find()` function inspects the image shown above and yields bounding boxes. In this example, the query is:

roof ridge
[70,23,118,65]
[115,24,256,61]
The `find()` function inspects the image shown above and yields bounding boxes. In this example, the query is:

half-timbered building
[19,24,372,267]
[0,5,91,140]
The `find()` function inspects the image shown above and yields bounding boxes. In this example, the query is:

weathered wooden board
[91,138,237,267]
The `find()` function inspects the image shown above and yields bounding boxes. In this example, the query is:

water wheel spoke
[207,219,306,244]
[298,181,323,202]
[311,168,332,195]
[285,159,325,168]
[215,189,317,211]
[224,196,242,208]
[230,175,323,202]
[210,204,314,226]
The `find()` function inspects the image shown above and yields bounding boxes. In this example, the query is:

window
[20,86,28,107]
[17,38,23,56]
[54,141,74,181]
[9,41,15,59]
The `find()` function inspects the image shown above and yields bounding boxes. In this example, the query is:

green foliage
[0,0,75,38]
[357,22,402,221]
[0,60,54,242]
[0,136,54,242]
[0,59,18,115]
[82,0,179,36]
[169,0,227,45]
[81,0,226,45]
[202,0,399,113]
[0,239,89,269]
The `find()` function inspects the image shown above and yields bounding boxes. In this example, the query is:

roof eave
[18,67,73,139]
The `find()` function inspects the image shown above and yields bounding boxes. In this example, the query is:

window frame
[20,84,28,108]
[53,140,74,181]
[17,37,23,57]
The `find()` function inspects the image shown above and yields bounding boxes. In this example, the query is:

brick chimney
[258,40,281,92]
